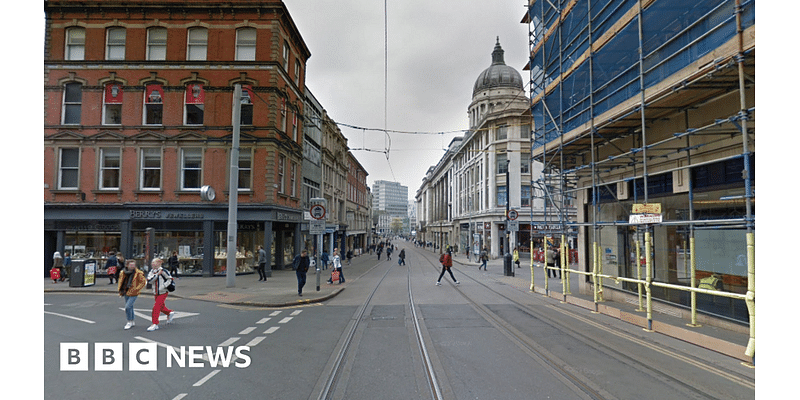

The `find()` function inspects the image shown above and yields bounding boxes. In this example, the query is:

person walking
[398,248,406,266]
[547,247,560,279]
[105,251,119,285]
[168,251,180,278]
[377,245,382,260]
[321,251,329,270]
[513,247,520,268]
[346,249,353,265]
[145,259,175,332]
[479,247,488,271]
[257,245,267,281]
[327,248,345,284]
[296,250,310,296]
[118,260,146,330]
[62,251,71,282]
[386,246,392,261]
[52,252,63,283]
[436,249,460,285]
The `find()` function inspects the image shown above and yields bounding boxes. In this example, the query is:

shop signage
[632,203,661,214]
[129,210,205,220]
[276,212,300,222]
[629,213,663,224]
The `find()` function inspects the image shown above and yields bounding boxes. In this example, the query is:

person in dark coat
[296,250,310,296]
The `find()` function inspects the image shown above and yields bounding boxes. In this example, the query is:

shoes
[147,324,159,332]
[455,281,460,285]
[435,281,441,286]
[298,292,303,296]
[167,312,175,324]
[124,321,133,330]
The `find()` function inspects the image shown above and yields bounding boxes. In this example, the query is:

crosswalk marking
[44,311,95,324]
[219,337,239,347]
[264,326,280,334]
[269,311,281,316]
[193,370,220,387]
[246,336,266,347]
[278,317,293,324]
[239,327,256,335]
[256,317,271,324]
[290,310,303,316]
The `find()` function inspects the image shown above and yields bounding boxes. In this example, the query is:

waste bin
[69,260,96,287]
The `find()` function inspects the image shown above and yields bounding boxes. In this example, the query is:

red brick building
[44,0,311,276]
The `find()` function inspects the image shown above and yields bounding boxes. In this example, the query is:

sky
[284,0,531,201]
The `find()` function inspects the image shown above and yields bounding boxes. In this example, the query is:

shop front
[44,205,303,278]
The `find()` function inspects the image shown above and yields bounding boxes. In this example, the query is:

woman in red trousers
[145,258,175,332]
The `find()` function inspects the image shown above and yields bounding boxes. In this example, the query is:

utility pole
[226,84,242,288]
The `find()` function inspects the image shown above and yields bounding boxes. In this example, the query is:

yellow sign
[632,203,661,214]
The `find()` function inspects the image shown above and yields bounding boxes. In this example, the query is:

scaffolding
[524,0,755,361]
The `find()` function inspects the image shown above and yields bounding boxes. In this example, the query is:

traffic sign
[309,220,325,234]
[310,204,326,220]
[507,209,519,220]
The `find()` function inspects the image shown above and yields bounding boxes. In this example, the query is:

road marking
[269,311,281,316]
[219,337,239,347]
[256,317,271,324]
[193,369,220,387]
[44,311,95,324]
[239,327,256,335]
[134,336,209,362]
[246,336,266,347]
[127,308,199,323]
[264,326,280,334]
[278,317,293,324]
[171,394,187,400]
[290,310,303,316]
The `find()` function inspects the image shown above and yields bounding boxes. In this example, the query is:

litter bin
[69,260,97,287]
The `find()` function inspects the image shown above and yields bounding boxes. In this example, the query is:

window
[278,154,285,194]
[521,185,531,207]
[140,148,161,190]
[100,148,120,189]
[147,27,167,60]
[235,28,256,61]
[144,84,163,125]
[65,27,85,60]
[496,125,508,140]
[521,152,530,174]
[59,148,79,189]
[237,151,252,191]
[103,83,123,125]
[497,186,507,207]
[62,82,82,124]
[294,60,301,85]
[497,153,508,174]
[187,28,208,61]
[283,40,290,70]
[106,27,126,60]
[239,85,253,125]
[185,84,204,125]
[181,148,202,190]
[290,162,297,197]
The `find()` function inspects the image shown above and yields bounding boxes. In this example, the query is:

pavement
[44,245,754,364]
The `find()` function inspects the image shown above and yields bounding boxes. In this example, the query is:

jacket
[441,253,453,267]
[513,250,519,262]
[146,268,173,295]
[118,268,146,297]
[258,248,267,264]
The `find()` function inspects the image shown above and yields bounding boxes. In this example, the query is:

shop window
[185,84,204,125]
[239,85,253,125]
[235,28,256,61]
[106,27,126,60]
[144,84,163,125]
[187,28,207,61]
[103,83,123,125]
[181,148,202,190]
[59,148,80,189]
[140,148,161,190]
[62,82,82,125]
[147,27,167,61]
[65,27,85,60]
[99,148,120,190]
[64,231,121,261]
[238,150,252,191]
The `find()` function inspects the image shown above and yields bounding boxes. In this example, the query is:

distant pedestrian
[168,251,180,278]
[327,248,345,284]
[398,248,406,266]
[105,251,119,285]
[145,258,175,332]
[321,251,329,270]
[62,251,71,282]
[296,250,310,296]
[513,247,520,268]
[436,249,459,286]
[118,260,146,330]
[377,245,383,260]
[547,247,560,278]
[116,252,125,281]
[52,251,63,283]
[386,246,392,261]
[257,245,267,281]
[346,249,353,265]
[479,247,488,271]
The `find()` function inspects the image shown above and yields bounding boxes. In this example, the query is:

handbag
[331,270,340,283]
[167,280,176,292]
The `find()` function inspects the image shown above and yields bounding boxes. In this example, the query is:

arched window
[187,28,207,61]
[184,83,204,125]
[65,27,85,60]
[144,83,164,125]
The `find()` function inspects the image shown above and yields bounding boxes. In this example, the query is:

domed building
[417,38,562,260]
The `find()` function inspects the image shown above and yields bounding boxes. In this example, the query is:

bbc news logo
[60,343,251,371]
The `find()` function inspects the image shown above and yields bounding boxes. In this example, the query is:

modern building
[522,0,755,344]
[372,180,409,236]
[44,0,311,276]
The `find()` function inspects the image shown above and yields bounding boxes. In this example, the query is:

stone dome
[472,38,524,97]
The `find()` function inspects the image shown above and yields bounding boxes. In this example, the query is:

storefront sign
[276,212,300,222]
[629,213,663,224]
[83,261,96,286]
[632,203,661,214]
[130,210,204,220]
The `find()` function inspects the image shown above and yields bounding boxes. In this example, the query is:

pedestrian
[436,249,459,286]
[168,251,180,278]
[118,259,146,330]
[321,251,329,270]
[513,247,520,268]
[145,258,175,332]
[105,250,119,284]
[52,251,63,283]
[327,248,345,284]
[296,250,310,296]
[398,248,406,266]
[479,247,488,271]
[62,251,71,282]
[547,247,560,278]
[346,249,353,265]
[386,246,392,261]
[115,252,125,282]
[257,245,267,281]
[377,245,382,260]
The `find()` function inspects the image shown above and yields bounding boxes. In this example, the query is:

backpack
[293,254,301,269]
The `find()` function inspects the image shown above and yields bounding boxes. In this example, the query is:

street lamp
[504,158,513,276]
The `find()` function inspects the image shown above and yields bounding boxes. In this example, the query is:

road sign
[507,209,519,220]
[629,213,663,224]
[309,220,325,234]
[510,220,519,232]
[310,204,326,220]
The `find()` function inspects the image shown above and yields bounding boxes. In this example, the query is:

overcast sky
[284,0,531,201]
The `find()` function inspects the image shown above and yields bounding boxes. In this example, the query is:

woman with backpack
[436,249,459,286]
[145,258,175,332]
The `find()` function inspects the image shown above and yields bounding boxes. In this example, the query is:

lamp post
[226,84,243,287]
[504,158,513,276]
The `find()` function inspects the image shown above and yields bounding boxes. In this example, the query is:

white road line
[246,336,266,347]
[134,336,209,362]
[264,326,280,334]
[219,337,240,347]
[278,317,293,324]
[193,370,220,387]
[256,317,271,324]
[44,311,95,324]
[171,394,188,400]
[238,327,256,335]
[269,311,281,316]
[290,310,303,316]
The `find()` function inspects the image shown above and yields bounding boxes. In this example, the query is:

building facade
[372,180,409,236]
[345,153,370,253]
[319,109,350,254]
[44,0,311,276]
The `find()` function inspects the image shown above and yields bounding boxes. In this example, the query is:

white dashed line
[44,311,95,324]
[264,326,280,334]
[219,337,240,347]
[278,317,293,324]
[246,336,266,347]
[256,317,271,324]
[290,310,303,316]
[171,394,187,400]
[269,311,281,316]
[239,327,256,335]
[193,370,220,387]
[134,336,209,362]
